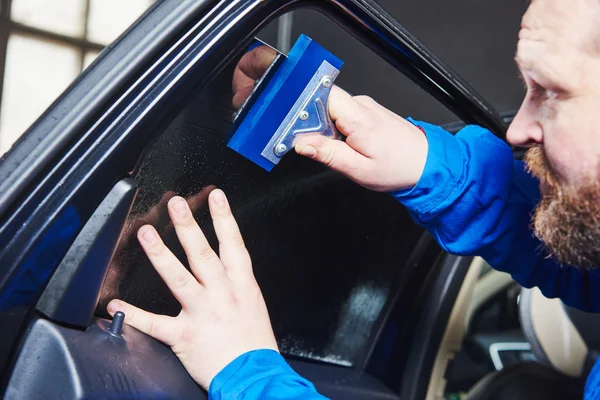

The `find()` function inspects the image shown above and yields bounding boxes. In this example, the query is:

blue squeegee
[227,35,344,171]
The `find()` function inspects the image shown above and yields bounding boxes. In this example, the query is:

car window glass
[98,94,426,368]
[95,12,456,367]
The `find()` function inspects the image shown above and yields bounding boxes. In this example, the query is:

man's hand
[232,46,428,192]
[295,88,428,192]
[98,186,215,309]
[232,45,279,109]
[107,189,279,390]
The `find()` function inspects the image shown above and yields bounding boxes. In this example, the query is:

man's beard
[524,146,600,268]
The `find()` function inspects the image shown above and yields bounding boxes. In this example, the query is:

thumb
[295,135,370,180]
[327,86,368,137]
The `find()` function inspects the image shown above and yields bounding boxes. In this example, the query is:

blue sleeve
[393,120,600,312]
[208,349,328,399]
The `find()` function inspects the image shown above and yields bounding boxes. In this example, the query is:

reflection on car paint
[0,206,80,311]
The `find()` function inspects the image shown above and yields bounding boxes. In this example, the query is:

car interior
[0,0,599,399]
[440,261,595,400]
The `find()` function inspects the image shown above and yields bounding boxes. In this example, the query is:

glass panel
[87,0,153,45]
[98,40,426,367]
[11,0,86,38]
[0,35,80,155]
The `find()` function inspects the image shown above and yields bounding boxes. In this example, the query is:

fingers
[141,191,177,227]
[232,66,254,95]
[186,185,216,215]
[208,189,253,282]
[328,87,372,137]
[238,46,277,81]
[137,225,202,306]
[232,45,277,109]
[121,191,176,247]
[294,135,372,183]
[107,299,179,346]
[232,85,254,109]
[167,197,228,286]
[164,186,215,236]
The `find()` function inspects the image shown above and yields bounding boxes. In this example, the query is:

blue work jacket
[209,120,600,400]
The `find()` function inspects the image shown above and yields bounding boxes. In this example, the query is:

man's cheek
[540,132,572,184]
[547,104,597,183]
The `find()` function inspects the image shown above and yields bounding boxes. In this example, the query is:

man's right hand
[232,46,429,193]
[295,87,428,192]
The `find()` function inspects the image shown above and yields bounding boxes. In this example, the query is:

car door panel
[5,316,204,400]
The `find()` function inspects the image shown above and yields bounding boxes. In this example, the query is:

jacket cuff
[391,119,464,215]
[208,349,315,399]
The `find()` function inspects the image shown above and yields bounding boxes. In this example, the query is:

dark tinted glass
[98,36,426,368]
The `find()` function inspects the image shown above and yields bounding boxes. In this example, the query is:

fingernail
[107,300,122,316]
[140,226,158,245]
[298,145,317,158]
[212,190,226,206]
[171,197,189,217]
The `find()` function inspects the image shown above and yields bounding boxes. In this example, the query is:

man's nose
[506,106,543,147]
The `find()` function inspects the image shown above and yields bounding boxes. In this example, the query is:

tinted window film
[98,35,426,368]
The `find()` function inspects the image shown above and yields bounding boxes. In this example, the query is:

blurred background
[0,0,155,155]
[0,0,527,157]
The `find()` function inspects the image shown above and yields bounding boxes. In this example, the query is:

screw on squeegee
[108,311,125,337]
[275,143,288,156]
[322,75,333,88]
[300,111,309,120]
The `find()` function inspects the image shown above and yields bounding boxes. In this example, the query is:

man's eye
[530,81,546,96]
[528,81,554,102]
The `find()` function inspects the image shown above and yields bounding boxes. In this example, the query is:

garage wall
[0,0,154,156]
[260,0,527,125]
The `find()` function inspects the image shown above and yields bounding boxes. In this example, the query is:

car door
[0,0,508,398]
